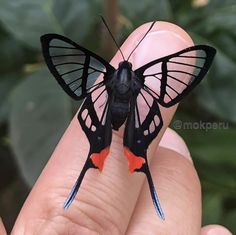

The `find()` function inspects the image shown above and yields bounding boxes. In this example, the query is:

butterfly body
[107,61,141,130]
[41,24,216,220]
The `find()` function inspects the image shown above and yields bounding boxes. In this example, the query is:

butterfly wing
[40,33,115,100]
[124,45,216,219]
[124,88,164,219]
[135,45,216,107]
[40,34,114,208]
[64,85,112,208]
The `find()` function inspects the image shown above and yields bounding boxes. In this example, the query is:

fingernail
[133,24,192,69]
[159,128,192,162]
[206,226,233,235]
[131,23,194,97]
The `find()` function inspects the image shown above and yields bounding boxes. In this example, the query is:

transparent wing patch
[41,34,115,100]
[135,45,216,107]
[135,88,162,143]
[124,88,163,155]
[123,88,164,219]
[78,85,110,145]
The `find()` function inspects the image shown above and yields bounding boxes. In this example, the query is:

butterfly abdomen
[110,100,129,130]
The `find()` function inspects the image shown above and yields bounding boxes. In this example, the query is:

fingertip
[137,21,193,46]
[127,143,201,234]
[159,128,192,162]
[114,21,193,68]
[135,22,193,67]
[201,225,233,235]
[110,21,194,67]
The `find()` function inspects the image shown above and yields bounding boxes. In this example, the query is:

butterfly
[40,19,216,220]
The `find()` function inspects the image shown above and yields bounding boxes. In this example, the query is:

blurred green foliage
[0,0,235,232]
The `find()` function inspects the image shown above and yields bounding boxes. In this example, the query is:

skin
[0,22,232,235]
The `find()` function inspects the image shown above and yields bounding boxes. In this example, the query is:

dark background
[0,0,235,233]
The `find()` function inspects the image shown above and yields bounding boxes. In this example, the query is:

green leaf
[198,49,236,123]
[0,31,27,73]
[120,0,172,25]
[201,4,236,34]
[0,0,95,49]
[174,127,236,192]
[179,128,236,166]
[185,1,236,34]
[222,209,236,234]
[0,75,19,123]
[52,0,95,41]
[9,68,71,186]
[202,193,223,225]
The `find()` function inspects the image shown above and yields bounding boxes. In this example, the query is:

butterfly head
[118,61,133,70]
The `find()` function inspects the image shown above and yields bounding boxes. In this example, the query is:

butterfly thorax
[109,61,138,130]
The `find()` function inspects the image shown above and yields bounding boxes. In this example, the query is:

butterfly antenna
[127,21,156,61]
[100,16,125,61]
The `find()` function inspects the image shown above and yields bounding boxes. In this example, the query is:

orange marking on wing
[91,147,110,172]
[124,147,145,173]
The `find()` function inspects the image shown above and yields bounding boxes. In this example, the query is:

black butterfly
[41,20,216,220]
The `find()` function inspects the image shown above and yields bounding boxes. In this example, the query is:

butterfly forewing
[41,34,115,100]
[124,88,164,219]
[135,45,216,107]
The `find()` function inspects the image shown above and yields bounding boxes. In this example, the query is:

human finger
[127,128,201,234]
[12,21,193,235]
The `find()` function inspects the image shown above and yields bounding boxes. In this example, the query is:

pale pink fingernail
[133,25,192,69]
[159,128,192,162]
[205,226,233,235]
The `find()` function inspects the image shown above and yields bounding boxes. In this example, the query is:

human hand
[1,22,232,235]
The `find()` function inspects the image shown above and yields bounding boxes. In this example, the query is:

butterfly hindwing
[78,86,112,160]
[123,45,215,219]
[124,88,164,219]
[135,45,216,107]
[64,86,112,209]
[41,34,115,209]
[40,33,115,100]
